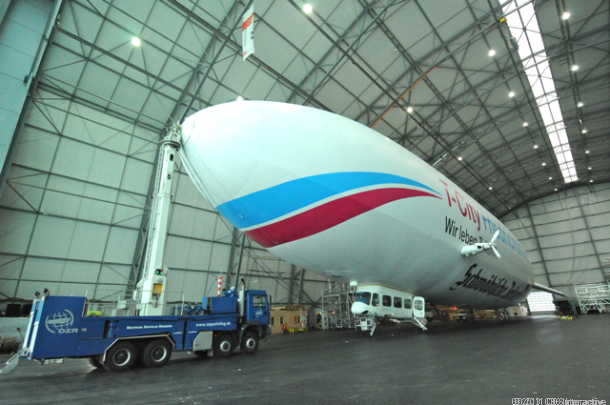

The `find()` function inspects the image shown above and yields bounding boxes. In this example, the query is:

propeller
[489,230,501,259]
[460,229,501,259]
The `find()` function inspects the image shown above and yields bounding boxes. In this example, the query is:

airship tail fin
[532,282,567,297]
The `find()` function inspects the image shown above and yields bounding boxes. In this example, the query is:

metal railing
[574,281,610,314]
[79,288,186,317]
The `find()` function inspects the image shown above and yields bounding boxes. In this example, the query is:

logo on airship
[217,172,441,247]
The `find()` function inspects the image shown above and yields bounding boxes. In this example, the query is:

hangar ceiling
[30,0,610,217]
[1,0,609,301]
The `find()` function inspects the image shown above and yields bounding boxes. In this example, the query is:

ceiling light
[509,91,515,98]
[533,144,539,149]
[303,4,312,14]
[523,122,528,127]
[131,37,141,46]
[542,162,546,166]
[577,102,584,107]
[562,12,571,20]
[488,49,496,57]
[489,187,493,190]
[457,156,463,161]
[588,166,591,170]
[585,150,590,154]
[581,129,587,134]
[554,188,558,191]
[590,179,593,183]
[571,65,579,71]
[236,96,244,102]
[549,177,553,180]
[407,106,413,113]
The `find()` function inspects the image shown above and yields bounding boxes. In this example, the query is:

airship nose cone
[351,301,368,315]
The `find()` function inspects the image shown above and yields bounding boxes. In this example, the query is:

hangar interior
[1,0,609,316]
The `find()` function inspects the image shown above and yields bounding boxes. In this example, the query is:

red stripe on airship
[244,188,441,248]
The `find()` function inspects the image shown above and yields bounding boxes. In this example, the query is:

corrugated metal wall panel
[502,184,610,295]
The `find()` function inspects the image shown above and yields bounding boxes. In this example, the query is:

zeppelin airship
[179,101,562,333]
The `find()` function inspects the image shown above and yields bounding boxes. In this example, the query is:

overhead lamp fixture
[542,162,546,166]
[571,65,579,71]
[581,129,587,134]
[588,166,592,170]
[577,102,584,107]
[131,37,141,46]
[303,4,312,14]
[549,177,553,180]
[457,156,463,161]
[533,144,539,149]
[509,91,515,98]
[488,187,493,190]
[488,49,496,57]
[407,106,413,113]
[554,188,558,191]
[585,150,590,154]
[236,96,244,102]
[523,122,528,127]
[562,12,571,20]
[590,179,594,183]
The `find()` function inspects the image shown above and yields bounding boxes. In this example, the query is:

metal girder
[284,0,395,105]
[289,0,510,213]
[180,0,252,122]
[358,0,523,211]
[54,27,211,112]
[571,187,606,279]
[287,0,400,105]
[166,0,331,112]
[353,1,503,124]
[410,0,539,202]
[397,34,610,144]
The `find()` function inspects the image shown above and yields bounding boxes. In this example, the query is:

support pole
[135,125,181,315]
[234,234,246,290]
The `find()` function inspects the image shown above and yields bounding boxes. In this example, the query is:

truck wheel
[214,334,235,358]
[241,331,259,355]
[140,339,172,368]
[88,356,103,369]
[103,342,138,372]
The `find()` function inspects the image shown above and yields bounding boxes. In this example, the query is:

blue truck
[1,289,270,373]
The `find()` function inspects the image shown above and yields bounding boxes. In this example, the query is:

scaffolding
[320,281,357,330]
[574,281,610,314]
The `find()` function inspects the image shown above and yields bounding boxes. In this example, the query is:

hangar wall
[0,93,327,311]
[502,182,610,297]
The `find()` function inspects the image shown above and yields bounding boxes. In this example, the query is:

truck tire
[103,342,138,372]
[88,356,103,369]
[140,339,172,368]
[214,334,235,358]
[241,331,259,355]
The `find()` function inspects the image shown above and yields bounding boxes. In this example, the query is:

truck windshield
[355,292,371,305]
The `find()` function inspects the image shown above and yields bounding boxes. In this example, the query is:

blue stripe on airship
[216,172,440,229]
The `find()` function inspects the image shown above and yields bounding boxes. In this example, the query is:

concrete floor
[1,315,608,404]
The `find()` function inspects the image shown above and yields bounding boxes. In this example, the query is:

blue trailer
[1,289,270,373]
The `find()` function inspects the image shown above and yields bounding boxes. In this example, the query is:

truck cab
[245,290,270,325]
